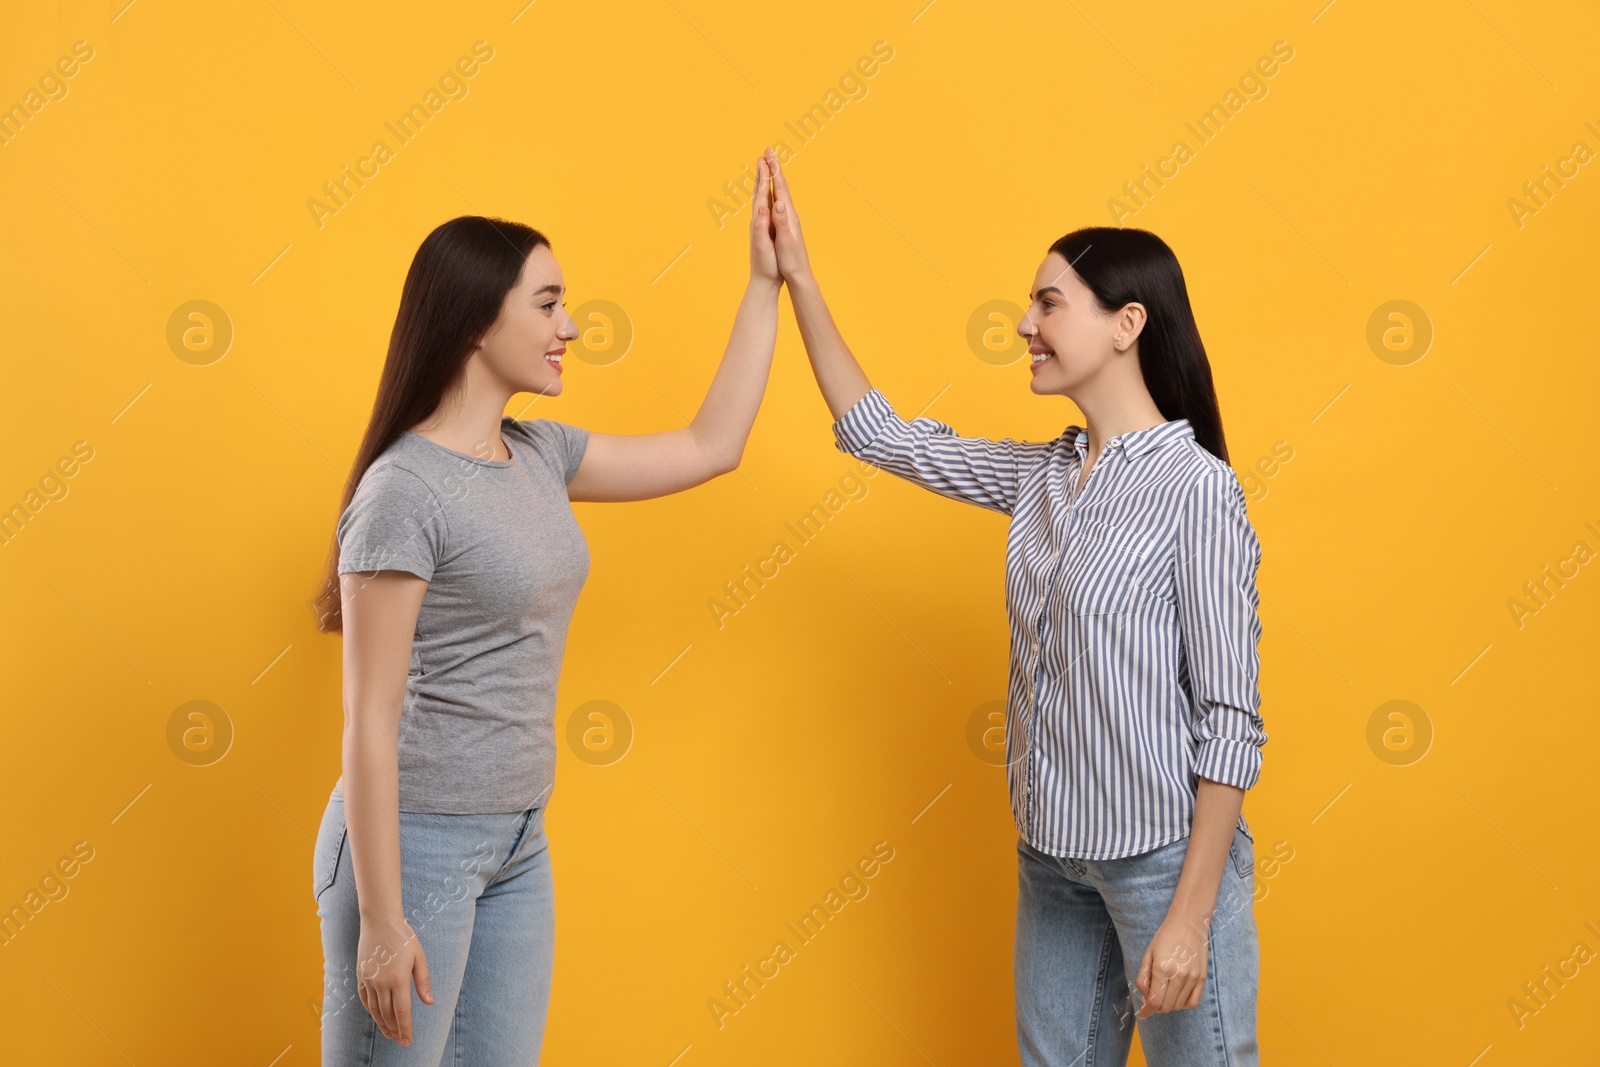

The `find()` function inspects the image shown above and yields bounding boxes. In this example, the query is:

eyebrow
[1029,286,1064,301]
[532,283,565,297]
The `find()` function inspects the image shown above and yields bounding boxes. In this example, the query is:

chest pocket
[1064,519,1155,616]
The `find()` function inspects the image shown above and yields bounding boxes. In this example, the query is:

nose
[1017,307,1038,339]
[555,307,580,343]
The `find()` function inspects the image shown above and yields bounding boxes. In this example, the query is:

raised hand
[764,147,813,284]
[749,153,779,287]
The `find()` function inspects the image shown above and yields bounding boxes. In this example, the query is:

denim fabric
[313,786,555,1065]
[1015,825,1260,1066]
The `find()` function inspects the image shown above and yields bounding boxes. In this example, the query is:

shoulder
[1165,444,1257,546]
[1162,439,1242,493]
[506,416,590,481]
[506,416,587,448]
[336,456,452,571]
[344,458,447,519]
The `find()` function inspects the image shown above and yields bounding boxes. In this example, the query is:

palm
[764,149,811,280]
[749,155,780,283]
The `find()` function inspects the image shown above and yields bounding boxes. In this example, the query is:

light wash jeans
[1015,825,1260,1066]
[313,785,555,1065]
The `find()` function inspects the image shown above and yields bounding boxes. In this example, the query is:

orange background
[2,0,1597,1063]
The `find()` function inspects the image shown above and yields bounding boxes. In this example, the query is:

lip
[545,349,565,374]
[1028,349,1054,373]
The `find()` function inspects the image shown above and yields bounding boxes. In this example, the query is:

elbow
[703,439,743,478]
[341,697,402,742]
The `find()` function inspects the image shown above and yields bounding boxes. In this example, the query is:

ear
[1120,302,1148,344]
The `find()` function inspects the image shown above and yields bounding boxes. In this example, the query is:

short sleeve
[336,464,449,581]
[516,418,590,485]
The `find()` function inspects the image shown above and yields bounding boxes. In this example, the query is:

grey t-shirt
[335,415,591,813]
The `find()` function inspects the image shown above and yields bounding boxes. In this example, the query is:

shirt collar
[1068,418,1194,462]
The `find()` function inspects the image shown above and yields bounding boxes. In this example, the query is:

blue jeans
[313,785,555,1065]
[1015,826,1260,1066]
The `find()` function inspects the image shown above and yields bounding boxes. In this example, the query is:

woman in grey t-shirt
[308,155,784,1061]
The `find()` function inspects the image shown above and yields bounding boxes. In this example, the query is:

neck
[1069,384,1168,459]
[411,379,518,461]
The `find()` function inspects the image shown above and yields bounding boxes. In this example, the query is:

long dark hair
[311,215,550,633]
[1048,227,1228,463]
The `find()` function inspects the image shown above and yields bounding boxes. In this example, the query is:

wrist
[785,268,819,295]
[359,907,409,928]
[1165,893,1215,928]
[747,275,782,298]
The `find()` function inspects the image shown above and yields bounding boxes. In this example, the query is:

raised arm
[566,153,781,503]
[766,148,1051,516]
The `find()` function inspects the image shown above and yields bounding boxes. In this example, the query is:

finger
[1163,965,1192,1012]
[765,150,779,229]
[395,997,413,1045]
[1134,950,1153,1016]
[761,155,777,238]
[768,147,793,205]
[768,161,794,226]
[1161,973,1191,1015]
[379,984,399,1040]
[751,157,769,229]
[1171,976,1196,1012]
[364,983,387,1039]
[754,160,773,235]
[415,949,433,1006]
[1148,962,1174,1013]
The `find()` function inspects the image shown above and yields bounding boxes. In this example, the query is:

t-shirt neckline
[403,418,517,467]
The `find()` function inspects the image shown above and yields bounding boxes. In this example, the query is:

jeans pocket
[313,800,349,904]
[1228,828,1255,881]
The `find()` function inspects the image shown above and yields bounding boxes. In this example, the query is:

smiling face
[471,243,579,397]
[1018,252,1140,397]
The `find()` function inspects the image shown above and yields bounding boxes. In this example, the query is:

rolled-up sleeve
[1175,469,1268,790]
[832,388,1051,516]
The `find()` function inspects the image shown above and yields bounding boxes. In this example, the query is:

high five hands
[748,147,814,288]
[765,147,813,284]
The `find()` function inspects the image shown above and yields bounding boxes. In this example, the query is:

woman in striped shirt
[760,149,1268,1067]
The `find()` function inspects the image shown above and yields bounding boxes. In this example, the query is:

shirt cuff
[832,388,895,454]
[1194,737,1263,791]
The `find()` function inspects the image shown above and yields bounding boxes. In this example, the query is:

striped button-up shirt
[833,388,1267,860]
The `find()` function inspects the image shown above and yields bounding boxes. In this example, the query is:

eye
[540,301,557,311]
